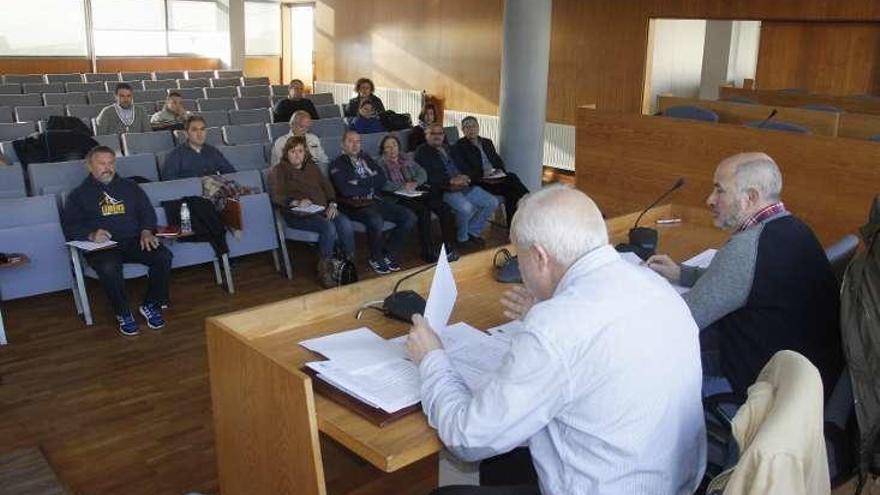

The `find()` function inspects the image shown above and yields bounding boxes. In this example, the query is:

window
[92,0,168,56]
[0,0,88,56]
[245,1,281,56]
[168,0,224,57]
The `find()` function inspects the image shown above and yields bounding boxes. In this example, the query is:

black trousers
[84,239,173,315]
[477,173,529,226]
[341,199,417,260]
[431,448,540,495]
[395,193,458,259]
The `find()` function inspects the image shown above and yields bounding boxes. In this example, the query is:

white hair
[732,153,783,201]
[510,184,608,268]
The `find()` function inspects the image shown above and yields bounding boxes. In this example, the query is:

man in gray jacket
[95,83,152,135]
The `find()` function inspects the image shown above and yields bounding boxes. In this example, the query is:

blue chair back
[235,96,272,110]
[305,93,334,106]
[237,86,271,98]
[443,125,460,144]
[44,93,88,106]
[267,122,290,141]
[310,117,347,138]
[116,154,159,182]
[198,98,236,112]
[663,105,720,123]
[65,82,104,93]
[140,177,202,206]
[0,123,34,141]
[0,94,43,107]
[229,109,271,126]
[316,104,342,119]
[204,87,236,99]
[122,131,175,156]
[0,164,26,199]
[222,124,269,145]
[744,120,811,134]
[173,127,224,146]
[217,143,268,171]
[0,141,20,164]
[0,195,72,299]
[27,159,88,200]
[0,107,13,123]
[196,110,230,128]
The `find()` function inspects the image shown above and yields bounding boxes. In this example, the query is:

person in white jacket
[270,110,329,173]
[407,185,707,495]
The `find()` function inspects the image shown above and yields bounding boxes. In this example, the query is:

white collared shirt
[419,245,706,495]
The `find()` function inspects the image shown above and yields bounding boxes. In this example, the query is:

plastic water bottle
[180,202,192,234]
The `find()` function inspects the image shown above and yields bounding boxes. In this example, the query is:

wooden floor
[0,227,511,495]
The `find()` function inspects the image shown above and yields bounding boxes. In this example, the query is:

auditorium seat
[221,170,281,270]
[222,124,269,145]
[270,85,288,96]
[16,105,65,124]
[204,87,236,99]
[361,132,386,157]
[235,96,271,110]
[0,123,35,141]
[271,96,286,108]
[178,78,210,89]
[238,86,271,98]
[84,73,120,83]
[217,143,267,171]
[397,128,413,151]
[143,79,178,91]
[211,78,241,88]
[197,98,236,112]
[0,84,22,95]
[243,77,270,86]
[744,120,811,134]
[266,122,289,141]
[133,102,157,114]
[443,125,459,144]
[65,81,104,93]
[216,70,243,79]
[322,136,343,162]
[0,195,73,304]
[44,73,83,84]
[228,109,271,125]
[22,82,65,94]
[105,80,144,92]
[663,105,720,123]
[305,93,334,106]
[116,153,159,182]
[121,131,175,156]
[154,71,185,81]
[185,70,215,80]
[315,104,342,119]
[0,107,13,124]
[194,110,229,128]
[44,92,88,106]
[310,117,347,138]
[134,89,168,103]
[87,91,114,105]
[0,94,43,108]
[27,158,87,200]
[2,74,43,84]
[824,234,859,282]
[0,164,27,198]
[173,88,204,100]
[66,104,104,123]
[120,72,152,81]
[93,134,121,154]
[173,127,223,146]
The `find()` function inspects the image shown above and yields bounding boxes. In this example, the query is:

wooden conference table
[206,204,727,495]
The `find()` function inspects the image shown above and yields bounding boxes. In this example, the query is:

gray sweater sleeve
[682,227,761,330]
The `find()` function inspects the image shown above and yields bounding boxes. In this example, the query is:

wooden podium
[206,205,726,495]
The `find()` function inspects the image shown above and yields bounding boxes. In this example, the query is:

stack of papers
[66,240,117,251]
[393,189,424,198]
[290,204,325,215]
[620,248,717,294]
[301,327,421,414]
[483,169,507,180]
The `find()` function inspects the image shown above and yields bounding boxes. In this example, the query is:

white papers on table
[302,327,419,414]
[393,189,424,198]
[290,204,325,215]
[66,240,117,251]
[424,244,457,332]
[620,248,717,295]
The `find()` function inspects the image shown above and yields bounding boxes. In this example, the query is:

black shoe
[446,249,460,262]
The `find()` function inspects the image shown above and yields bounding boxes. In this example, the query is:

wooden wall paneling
[756,21,880,96]
[719,86,880,115]
[657,95,841,136]
[575,107,880,245]
[245,56,282,83]
[0,58,91,76]
[95,57,220,73]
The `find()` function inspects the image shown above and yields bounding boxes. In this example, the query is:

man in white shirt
[407,185,707,495]
[270,110,329,172]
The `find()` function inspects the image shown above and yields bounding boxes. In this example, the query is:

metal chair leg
[69,247,93,326]
[274,210,293,279]
[222,254,235,294]
[213,259,222,285]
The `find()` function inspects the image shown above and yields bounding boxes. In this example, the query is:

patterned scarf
[385,156,407,184]
[738,201,786,232]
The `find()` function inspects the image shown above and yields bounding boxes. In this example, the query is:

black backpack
[379,111,413,131]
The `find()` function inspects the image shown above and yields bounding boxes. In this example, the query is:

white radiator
[314,81,424,118]
[444,110,575,172]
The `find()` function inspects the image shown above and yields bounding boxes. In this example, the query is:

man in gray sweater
[647,152,843,399]
[95,83,152,135]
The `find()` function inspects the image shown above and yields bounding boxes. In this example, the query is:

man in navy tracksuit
[62,146,172,336]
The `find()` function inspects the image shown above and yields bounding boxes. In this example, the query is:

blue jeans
[282,211,355,259]
[443,186,499,242]
[342,199,417,260]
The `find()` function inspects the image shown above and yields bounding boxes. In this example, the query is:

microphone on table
[756,109,778,128]
[615,177,686,260]
[356,262,437,322]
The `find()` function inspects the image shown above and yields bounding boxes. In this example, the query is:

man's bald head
[708,152,783,230]
[719,152,783,202]
[511,184,608,268]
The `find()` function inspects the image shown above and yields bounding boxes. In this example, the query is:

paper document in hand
[291,204,325,214]
[393,189,424,198]
[66,240,118,251]
[299,327,406,370]
[682,249,717,269]
[484,169,507,179]
[423,244,457,331]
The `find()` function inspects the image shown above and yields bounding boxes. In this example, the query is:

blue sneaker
[116,312,139,336]
[138,303,165,330]
[368,258,391,275]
